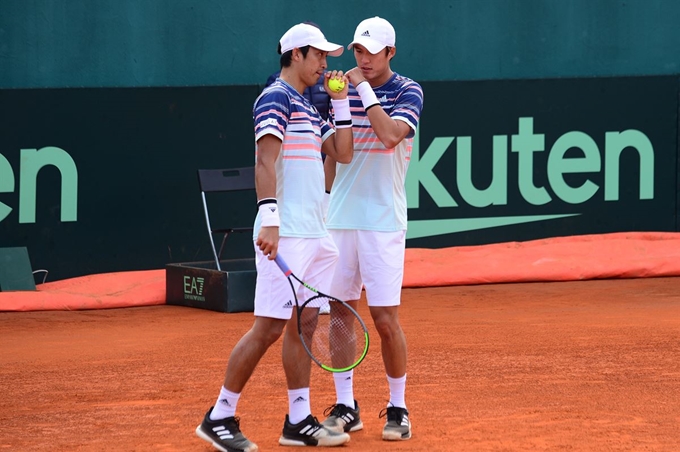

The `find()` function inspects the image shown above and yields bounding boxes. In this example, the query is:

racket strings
[299,297,367,371]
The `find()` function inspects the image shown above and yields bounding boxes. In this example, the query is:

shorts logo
[283,300,293,309]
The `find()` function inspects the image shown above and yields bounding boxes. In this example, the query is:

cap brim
[310,41,344,57]
[347,38,387,54]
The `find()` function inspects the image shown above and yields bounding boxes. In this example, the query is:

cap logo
[361,30,371,37]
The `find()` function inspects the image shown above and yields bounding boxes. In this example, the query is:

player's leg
[368,305,407,398]
[221,316,287,392]
[279,236,350,447]
[360,230,412,441]
[304,235,355,371]
[196,317,284,452]
[281,237,326,422]
[320,229,364,434]
[370,305,411,440]
[196,241,294,452]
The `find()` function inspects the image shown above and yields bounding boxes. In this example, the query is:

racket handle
[274,254,292,276]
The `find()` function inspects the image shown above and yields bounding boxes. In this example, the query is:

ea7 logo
[183,276,205,296]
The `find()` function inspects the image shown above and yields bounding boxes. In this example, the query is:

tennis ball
[328,78,345,93]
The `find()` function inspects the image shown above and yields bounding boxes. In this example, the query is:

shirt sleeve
[391,81,424,138]
[254,88,290,142]
[320,117,335,143]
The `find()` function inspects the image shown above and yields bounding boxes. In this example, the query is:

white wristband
[258,199,280,227]
[355,81,380,111]
[331,98,351,121]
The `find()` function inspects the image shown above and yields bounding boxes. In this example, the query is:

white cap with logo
[348,16,396,54]
[280,23,344,57]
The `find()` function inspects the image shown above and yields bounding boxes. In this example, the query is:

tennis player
[196,22,354,451]
[321,16,424,441]
[266,23,334,317]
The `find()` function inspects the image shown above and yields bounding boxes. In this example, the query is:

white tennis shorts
[253,235,338,319]
[329,229,406,307]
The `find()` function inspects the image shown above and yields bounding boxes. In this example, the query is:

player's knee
[373,315,401,341]
[252,318,286,346]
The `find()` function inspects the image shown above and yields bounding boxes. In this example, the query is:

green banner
[1,76,678,280]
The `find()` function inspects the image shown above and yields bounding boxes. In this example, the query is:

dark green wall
[1,0,678,89]
[1,76,678,280]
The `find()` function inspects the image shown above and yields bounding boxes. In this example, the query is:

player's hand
[345,67,366,88]
[324,70,349,99]
[256,226,279,260]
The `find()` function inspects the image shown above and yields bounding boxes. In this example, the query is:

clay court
[2,276,679,451]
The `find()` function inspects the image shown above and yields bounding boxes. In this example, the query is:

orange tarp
[0,269,165,312]
[403,232,680,287]
[2,232,680,311]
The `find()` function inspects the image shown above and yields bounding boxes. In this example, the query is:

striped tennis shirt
[252,78,335,238]
[326,72,424,231]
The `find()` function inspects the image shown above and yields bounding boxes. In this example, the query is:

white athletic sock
[288,388,311,425]
[209,386,240,420]
[333,370,355,408]
[387,374,407,409]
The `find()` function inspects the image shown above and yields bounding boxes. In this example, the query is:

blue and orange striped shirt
[327,73,424,231]
[252,79,335,238]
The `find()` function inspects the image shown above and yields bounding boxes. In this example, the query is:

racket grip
[274,254,292,276]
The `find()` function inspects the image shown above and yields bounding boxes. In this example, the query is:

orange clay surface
[1,277,679,451]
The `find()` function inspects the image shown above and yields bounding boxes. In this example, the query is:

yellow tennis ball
[328,78,345,93]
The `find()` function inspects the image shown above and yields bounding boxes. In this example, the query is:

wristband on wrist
[355,80,380,111]
[257,198,280,227]
[331,98,352,129]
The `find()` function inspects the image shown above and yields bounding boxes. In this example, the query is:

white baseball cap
[280,23,343,57]
[348,16,396,54]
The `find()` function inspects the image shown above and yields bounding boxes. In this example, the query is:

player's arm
[322,126,353,164]
[323,154,336,222]
[324,154,337,193]
[345,67,412,149]
[255,134,282,259]
[321,70,354,164]
[364,104,412,149]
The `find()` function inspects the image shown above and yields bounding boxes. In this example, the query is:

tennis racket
[274,254,369,372]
